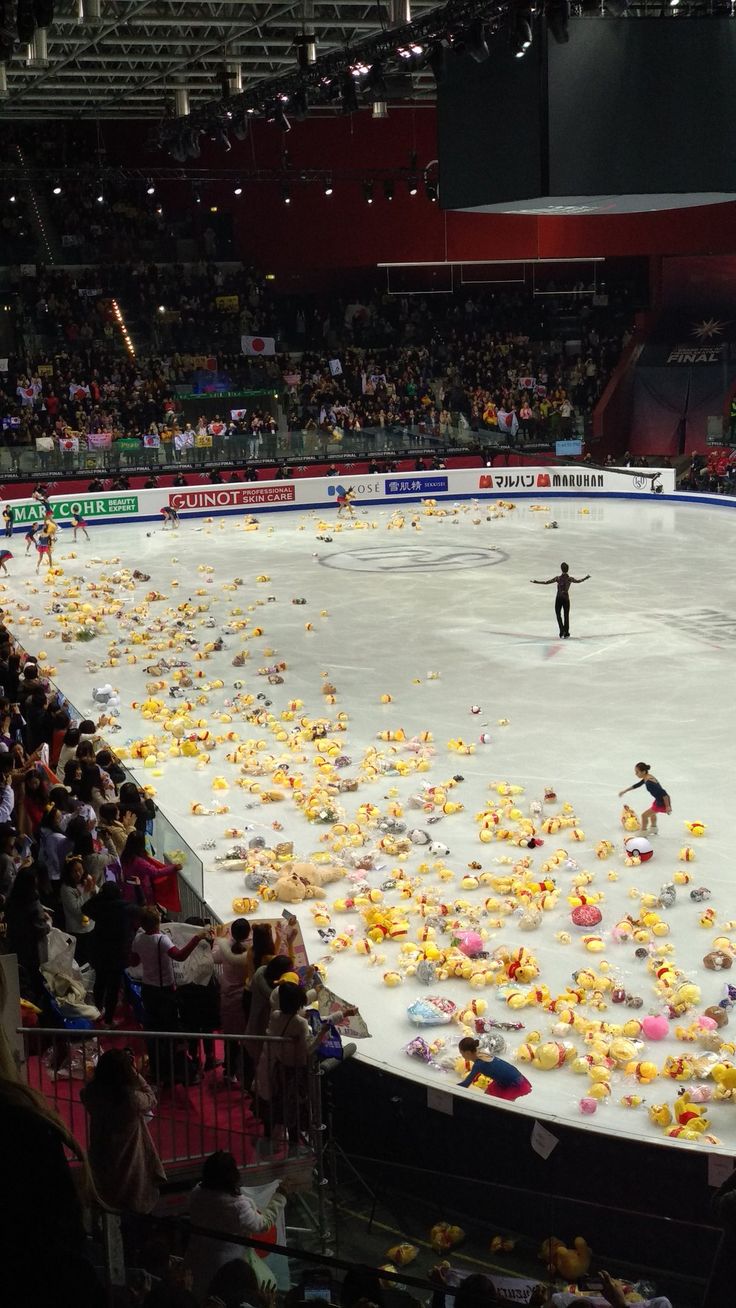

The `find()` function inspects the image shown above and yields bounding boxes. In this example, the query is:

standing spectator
[86,881,138,1025]
[4,866,51,999]
[186,1150,285,1300]
[213,917,252,1084]
[129,907,212,1084]
[120,830,181,908]
[81,1049,166,1213]
[59,853,96,965]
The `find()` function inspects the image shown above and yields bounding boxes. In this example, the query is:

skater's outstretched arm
[530,577,556,584]
[570,574,591,583]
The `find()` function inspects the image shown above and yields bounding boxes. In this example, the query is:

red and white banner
[241,335,276,356]
[169,485,295,511]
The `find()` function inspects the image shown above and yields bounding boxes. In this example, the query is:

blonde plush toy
[272,861,344,902]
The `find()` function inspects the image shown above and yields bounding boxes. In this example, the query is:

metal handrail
[19,1026,298,1045]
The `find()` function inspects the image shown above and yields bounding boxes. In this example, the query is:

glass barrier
[0,421,589,482]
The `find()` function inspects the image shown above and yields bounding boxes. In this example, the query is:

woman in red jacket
[120,831,182,913]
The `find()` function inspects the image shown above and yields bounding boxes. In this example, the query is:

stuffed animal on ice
[539,1236,592,1280]
[624,835,653,863]
[429,1222,465,1253]
[272,861,344,902]
[92,684,120,710]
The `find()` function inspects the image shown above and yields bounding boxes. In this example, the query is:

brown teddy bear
[273,861,344,903]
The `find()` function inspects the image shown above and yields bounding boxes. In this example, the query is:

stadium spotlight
[233,185,243,196]
[96,191,104,203]
[372,101,388,119]
[324,179,333,196]
[425,178,438,202]
[282,182,292,205]
[363,181,374,205]
[52,183,62,194]
[384,179,394,201]
[0,67,8,100]
[146,181,155,195]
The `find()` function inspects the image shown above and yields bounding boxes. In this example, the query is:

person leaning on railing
[186,1148,286,1301]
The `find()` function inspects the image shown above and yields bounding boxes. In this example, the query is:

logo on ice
[169,486,296,511]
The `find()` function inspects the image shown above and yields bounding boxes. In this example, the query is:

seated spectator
[59,852,96,964]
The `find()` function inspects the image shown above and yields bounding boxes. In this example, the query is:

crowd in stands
[0,265,639,471]
[679,448,736,493]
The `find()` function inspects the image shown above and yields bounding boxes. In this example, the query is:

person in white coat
[186,1149,285,1300]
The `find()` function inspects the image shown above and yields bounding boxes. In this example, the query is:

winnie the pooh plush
[540,1236,592,1279]
[272,860,344,902]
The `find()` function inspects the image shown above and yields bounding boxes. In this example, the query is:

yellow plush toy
[429,1222,465,1253]
[540,1236,592,1280]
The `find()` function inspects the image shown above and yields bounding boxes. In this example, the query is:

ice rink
[6,493,736,1154]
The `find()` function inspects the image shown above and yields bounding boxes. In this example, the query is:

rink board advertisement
[2,466,676,524]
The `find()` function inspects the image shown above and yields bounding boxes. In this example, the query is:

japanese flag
[242,335,276,356]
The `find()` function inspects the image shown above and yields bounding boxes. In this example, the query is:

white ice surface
[5,496,736,1155]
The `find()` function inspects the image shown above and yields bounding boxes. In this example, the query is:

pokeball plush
[624,836,654,863]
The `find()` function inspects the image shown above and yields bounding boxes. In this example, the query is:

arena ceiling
[0,2,725,121]
[0,0,441,118]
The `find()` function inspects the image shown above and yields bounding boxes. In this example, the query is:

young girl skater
[35,524,53,573]
[0,549,12,575]
[160,505,179,530]
[457,1037,532,1101]
[619,762,671,835]
[71,511,90,542]
[336,487,356,519]
[24,522,41,555]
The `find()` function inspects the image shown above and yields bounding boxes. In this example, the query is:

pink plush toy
[455,930,484,957]
[642,1014,669,1041]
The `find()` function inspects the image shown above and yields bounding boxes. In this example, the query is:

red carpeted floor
[24,1027,263,1169]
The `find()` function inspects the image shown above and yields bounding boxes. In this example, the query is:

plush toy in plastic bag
[306,1009,345,1062]
[407,995,458,1026]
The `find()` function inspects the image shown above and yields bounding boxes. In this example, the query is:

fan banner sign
[86,432,113,450]
[241,335,276,356]
[0,467,676,530]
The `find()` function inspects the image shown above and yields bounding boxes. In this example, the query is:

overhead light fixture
[465,17,489,63]
[407,175,418,196]
[384,179,394,201]
[193,188,201,204]
[388,0,411,23]
[52,183,61,195]
[158,305,166,314]
[425,178,438,202]
[295,32,317,69]
[146,181,155,195]
[545,0,570,42]
[210,205,218,213]
[79,0,101,24]
[282,182,291,205]
[324,180,333,196]
[341,73,359,114]
[27,30,49,68]
[372,101,388,119]
[363,181,374,205]
[156,205,162,214]
[0,67,7,100]
[174,87,190,118]
[9,193,16,202]
[96,191,104,203]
